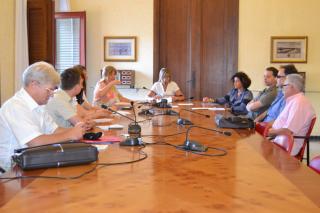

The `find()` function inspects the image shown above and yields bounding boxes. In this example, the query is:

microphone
[181,108,210,118]
[177,109,210,125]
[101,104,134,121]
[181,126,232,152]
[101,104,142,146]
[142,86,172,108]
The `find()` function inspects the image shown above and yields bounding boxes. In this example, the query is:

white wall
[239,0,320,92]
[70,0,153,101]
[0,0,15,105]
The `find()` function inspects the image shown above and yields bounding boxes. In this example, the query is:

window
[54,12,86,73]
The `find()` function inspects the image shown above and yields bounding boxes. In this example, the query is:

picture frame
[104,36,137,62]
[270,36,308,63]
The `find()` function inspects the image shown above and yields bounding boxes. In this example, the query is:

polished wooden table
[1,102,320,212]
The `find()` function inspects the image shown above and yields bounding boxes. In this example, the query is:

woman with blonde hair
[93,65,131,107]
[147,68,185,102]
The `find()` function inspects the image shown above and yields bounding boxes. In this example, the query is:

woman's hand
[203,97,214,103]
[110,79,121,86]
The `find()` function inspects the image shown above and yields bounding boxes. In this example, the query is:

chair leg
[307,140,310,166]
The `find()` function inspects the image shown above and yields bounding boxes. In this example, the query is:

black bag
[215,114,255,129]
[12,142,98,170]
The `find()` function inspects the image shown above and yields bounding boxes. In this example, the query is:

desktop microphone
[181,126,232,152]
[176,109,210,125]
[142,86,172,108]
[101,104,142,146]
[101,104,134,121]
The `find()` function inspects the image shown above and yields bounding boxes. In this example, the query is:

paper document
[208,108,225,111]
[116,110,131,115]
[94,118,113,123]
[178,103,194,106]
[108,124,125,129]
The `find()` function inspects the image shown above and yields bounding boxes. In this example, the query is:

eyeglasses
[276,75,286,79]
[45,87,57,94]
[282,83,290,87]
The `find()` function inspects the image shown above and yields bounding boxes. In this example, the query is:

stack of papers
[97,124,124,130]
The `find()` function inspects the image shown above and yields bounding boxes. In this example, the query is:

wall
[239,0,320,92]
[70,0,153,101]
[0,0,15,105]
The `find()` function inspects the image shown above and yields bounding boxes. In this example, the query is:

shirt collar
[56,89,73,102]
[18,88,40,111]
[286,92,303,102]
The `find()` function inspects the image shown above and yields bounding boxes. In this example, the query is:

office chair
[309,156,320,174]
[256,117,316,165]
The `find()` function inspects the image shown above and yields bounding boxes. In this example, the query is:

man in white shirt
[0,62,86,171]
[46,67,95,128]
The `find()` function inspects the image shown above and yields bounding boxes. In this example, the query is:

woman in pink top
[93,66,131,107]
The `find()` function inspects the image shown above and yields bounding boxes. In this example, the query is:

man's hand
[69,122,86,140]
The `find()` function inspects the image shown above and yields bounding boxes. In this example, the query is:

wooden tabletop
[1,102,320,212]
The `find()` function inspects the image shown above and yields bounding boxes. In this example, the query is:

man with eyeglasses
[255,64,298,123]
[0,62,86,171]
[46,67,95,129]
[267,74,315,156]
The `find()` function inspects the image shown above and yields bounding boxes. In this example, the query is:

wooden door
[154,0,238,100]
[27,0,54,64]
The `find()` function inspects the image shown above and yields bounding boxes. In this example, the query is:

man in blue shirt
[255,64,298,122]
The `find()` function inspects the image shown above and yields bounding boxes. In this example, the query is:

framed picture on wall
[270,36,308,63]
[104,36,137,62]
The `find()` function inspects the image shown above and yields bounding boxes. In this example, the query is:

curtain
[15,0,29,91]
[55,0,71,12]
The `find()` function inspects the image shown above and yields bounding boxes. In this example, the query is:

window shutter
[55,18,80,72]
[54,12,86,73]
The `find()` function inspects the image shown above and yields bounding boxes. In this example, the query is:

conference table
[1,101,320,212]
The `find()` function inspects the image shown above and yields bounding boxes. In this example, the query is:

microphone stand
[101,104,142,146]
[182,126,232,152]
[177,109,210,125]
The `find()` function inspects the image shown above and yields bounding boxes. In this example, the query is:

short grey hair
[22,61,60,87]
[286,73,305,92]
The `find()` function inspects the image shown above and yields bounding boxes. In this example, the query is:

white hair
[22,61,60,87]
[286,74,305,92]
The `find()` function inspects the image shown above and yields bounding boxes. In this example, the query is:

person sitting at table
[93,65,132,107]
[46,67,96,129]
[0,62,85,171]
[203,71,253,115]
[254,64,298,122]
[267,74,315,156]
[147,67,185,102]
[73,65,110,119]
[246,67,278,119]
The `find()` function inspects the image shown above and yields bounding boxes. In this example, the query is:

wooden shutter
[27,0,54,64]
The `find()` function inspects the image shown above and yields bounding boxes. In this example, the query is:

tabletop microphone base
[120,138,141,146]
[177,118,193,125]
